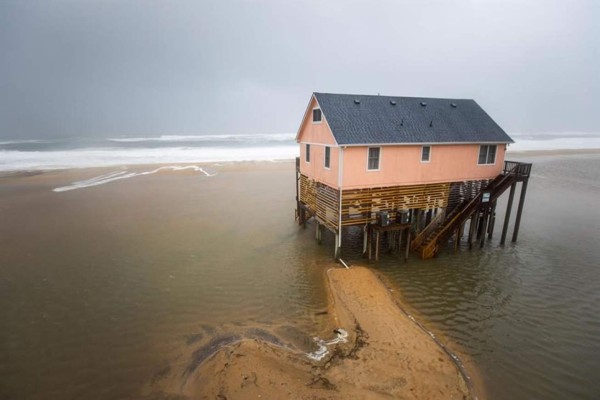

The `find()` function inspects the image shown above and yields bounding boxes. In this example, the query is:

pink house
[295,93,531,259]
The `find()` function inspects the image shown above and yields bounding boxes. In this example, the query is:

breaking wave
[0,145,297,172]
[108,133,295,143]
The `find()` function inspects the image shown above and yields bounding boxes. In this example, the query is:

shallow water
[343,153,600,399]
[0,164,336,400]
[1,154,599,399]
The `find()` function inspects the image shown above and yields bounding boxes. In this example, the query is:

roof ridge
[311,92,513,145]
[314,92,474,102]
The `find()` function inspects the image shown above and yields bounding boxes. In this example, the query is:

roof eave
[337,140,514,147]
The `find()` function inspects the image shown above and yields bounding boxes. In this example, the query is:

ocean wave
[53,166,216,192]
[108,133,296,143]
[507,133,600,152]
[0,145,298,171]
[0,139,50,145]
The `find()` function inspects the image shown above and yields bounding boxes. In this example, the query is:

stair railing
[419,163,521,258]
[411,211,445,251]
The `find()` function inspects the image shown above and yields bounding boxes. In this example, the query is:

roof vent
[354,99,361,104]
[420,101,427,107]
[390,100,397,105]
[400,118,404,126]
[429,120,433,127]
[450,103,457,108]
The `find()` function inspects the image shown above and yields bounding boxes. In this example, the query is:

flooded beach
[0,162,336,399]
[1,152,599,399]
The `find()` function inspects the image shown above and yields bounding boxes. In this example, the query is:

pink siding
[297,97,337,145]
[297,96,339,188]
[299,144,339,188]
[341,144,507,189]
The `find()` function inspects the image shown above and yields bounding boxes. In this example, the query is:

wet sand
[174,266,472,399]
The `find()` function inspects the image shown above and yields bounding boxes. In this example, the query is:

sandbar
[177,266,474,399]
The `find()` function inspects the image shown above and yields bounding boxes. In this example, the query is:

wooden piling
[468,215,476,249]
[500,182,517,245]
[375,231,380,261]
[512,179,529,243]
[362,225,368,256]
[405,230,411,261]
[487,202,497,239]
[454,228,460,252]
[315,221,322,244]
[479,208,489,249]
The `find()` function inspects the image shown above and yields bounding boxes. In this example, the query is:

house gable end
[296,94,338,146]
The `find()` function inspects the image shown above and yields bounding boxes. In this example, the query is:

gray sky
[1,0,598,139]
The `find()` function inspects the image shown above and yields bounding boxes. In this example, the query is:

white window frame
[324,146,331,169]
[421,145,431,163]
[312,107,322,124]
[367,147,381,171]
[477,144,497,166]
[305,143,311,163]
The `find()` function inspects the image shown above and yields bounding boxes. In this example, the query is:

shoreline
[162,266,476,399]
[0,147,599,178]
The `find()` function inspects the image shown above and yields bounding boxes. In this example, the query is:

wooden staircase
[414,161,532,259]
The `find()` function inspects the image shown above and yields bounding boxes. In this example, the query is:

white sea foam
[108,133,295,142]
[507,132,600,152]
[306,328,348,361]
[0,145,298,171]
[53,165,216,192]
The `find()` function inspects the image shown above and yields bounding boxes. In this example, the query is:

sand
[177,266,473,400]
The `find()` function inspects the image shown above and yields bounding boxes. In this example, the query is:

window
[305,144,310,162]
[478,145,497,165]
[368,147,380,170]
[421,146,431,163]
[324,146,331,169]
[312,108,322,123]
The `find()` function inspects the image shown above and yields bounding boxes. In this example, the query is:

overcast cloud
[0,0,598,139]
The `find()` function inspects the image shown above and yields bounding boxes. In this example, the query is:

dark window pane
[478,145,487,164]
[312,108,322,122]
[487,145,496,164]
[306,144,310,162]
[368,147,380,170]
[422,146,430,161]
[324,146,330,168]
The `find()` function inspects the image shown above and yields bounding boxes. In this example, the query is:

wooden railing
[504,160,532,177]
[418,162,525,258]
[411,211,444,251]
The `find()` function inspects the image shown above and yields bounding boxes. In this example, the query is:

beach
[1,150,600,399]
[170,266,472,399]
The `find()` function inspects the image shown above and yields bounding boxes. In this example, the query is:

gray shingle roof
[313,92,514,145]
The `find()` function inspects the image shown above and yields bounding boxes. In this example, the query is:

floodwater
[349,153,600,400]
[0,163,336,400]
[1,153,599,399]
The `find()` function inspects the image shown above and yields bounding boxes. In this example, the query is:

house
[295,92,531,259]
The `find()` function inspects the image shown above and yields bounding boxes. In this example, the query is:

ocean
[2,131,600,171]
[1,133,599,399]
[0,133,298,171]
